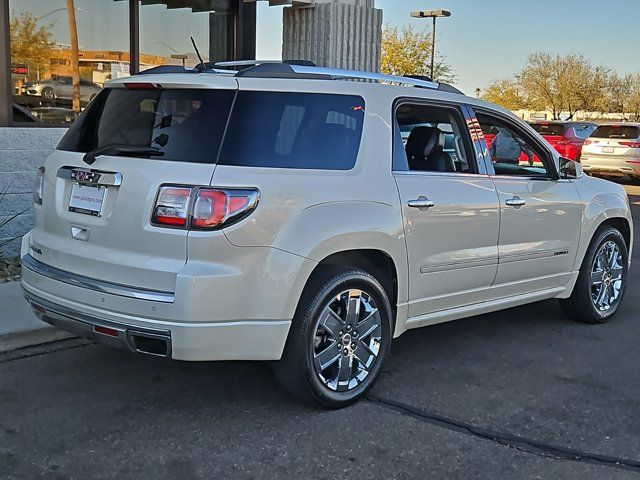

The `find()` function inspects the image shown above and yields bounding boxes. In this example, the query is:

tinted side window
[394,102,476,174]
[219,92,365,170]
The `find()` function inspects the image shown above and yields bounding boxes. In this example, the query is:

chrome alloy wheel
[311,289,382,392]
[591,240,624,312]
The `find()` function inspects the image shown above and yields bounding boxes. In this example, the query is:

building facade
[1,0,257,127]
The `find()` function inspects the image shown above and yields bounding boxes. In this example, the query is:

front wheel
[273,268,393,408]
[560,226,628,323]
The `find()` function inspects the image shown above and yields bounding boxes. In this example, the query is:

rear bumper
[24,289,173,357]
[22,285,291,361]
[21,250,294,361]
[581,156,640,177]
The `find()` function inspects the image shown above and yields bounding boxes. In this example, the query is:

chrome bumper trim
[21,254,175,303]
[23,289,172,357]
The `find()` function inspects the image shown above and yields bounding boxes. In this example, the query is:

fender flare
[573,192,632,272]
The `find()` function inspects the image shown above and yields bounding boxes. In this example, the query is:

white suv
[21,62,633,408]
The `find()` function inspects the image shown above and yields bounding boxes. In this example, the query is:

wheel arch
[572,192,633,275]
[315,249,398,311]
[292,248,402,336]
[598,217,631,251]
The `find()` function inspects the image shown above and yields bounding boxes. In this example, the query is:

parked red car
[529,121,597,161]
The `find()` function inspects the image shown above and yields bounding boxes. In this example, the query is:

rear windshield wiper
[83,146,164,165]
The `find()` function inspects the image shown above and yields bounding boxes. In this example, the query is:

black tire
[272,267,393,408]
[560,226,628,323]
[41,87,55,102]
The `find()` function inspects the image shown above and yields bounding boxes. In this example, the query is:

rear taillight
[152,185,259,230]
[583,140,593,145]
[620,142,640,148]
[33,166,45,205]
[152,186,192,227]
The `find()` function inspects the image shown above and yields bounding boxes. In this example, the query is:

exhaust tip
[129,332,170,357]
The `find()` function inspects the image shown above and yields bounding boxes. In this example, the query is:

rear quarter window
[219,91,365,170]
[591,125,640,139]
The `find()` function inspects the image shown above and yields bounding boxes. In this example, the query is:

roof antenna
[190,36,205,72]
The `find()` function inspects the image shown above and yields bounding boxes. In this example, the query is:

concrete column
[282,0,382,72]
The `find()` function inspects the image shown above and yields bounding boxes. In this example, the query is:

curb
[0,326,74,353]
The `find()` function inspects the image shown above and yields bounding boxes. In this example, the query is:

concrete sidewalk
[0,281,72,352]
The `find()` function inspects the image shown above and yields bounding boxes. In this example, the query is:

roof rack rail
[135,65,196,75]
[134,61,463,94]
[291,65,439,89]
[231,62,439,89]
[132,65,235,76]
[214,59,317,69]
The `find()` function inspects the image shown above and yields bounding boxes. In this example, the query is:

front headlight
[34,166,45,205]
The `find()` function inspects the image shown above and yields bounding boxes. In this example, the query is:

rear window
[219,91,365,170]
[58,88,235,163]
[590,125,640,139]
[529,123,566,136]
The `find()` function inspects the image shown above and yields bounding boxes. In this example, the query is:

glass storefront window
[138,1,234,73]
[9,0,129,124]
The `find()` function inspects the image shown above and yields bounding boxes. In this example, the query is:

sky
[257,0,640,94]
[11,0,640,95]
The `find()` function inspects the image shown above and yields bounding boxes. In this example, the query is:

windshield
[58,88,235,163]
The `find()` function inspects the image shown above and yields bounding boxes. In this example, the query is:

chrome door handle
[408,196,435,210]
[505,196,526,208]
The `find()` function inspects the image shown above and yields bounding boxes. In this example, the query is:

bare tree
[515,53,608,120]
[517,53,563,119]
[561,56,608,119]
[629,74,640,121]
[66,0,81,113]
[607,72,640,120]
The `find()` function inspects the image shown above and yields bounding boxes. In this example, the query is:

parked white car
[581,123,640,180]
[21,63,632,408]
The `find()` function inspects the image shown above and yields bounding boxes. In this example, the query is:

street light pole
[410,9,451,81]
[36,7,81,22]
[430,16,436,79]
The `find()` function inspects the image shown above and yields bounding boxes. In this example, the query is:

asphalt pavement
[2,184,640,480]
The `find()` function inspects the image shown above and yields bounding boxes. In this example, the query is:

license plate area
[602,146,614,153]
[69,183,105,217]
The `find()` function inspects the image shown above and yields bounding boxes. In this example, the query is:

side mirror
[559,158,583,179]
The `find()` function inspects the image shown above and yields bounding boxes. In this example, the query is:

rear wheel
[560,226,628,323]
[273,268,392,408]
[41,87,55,102]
